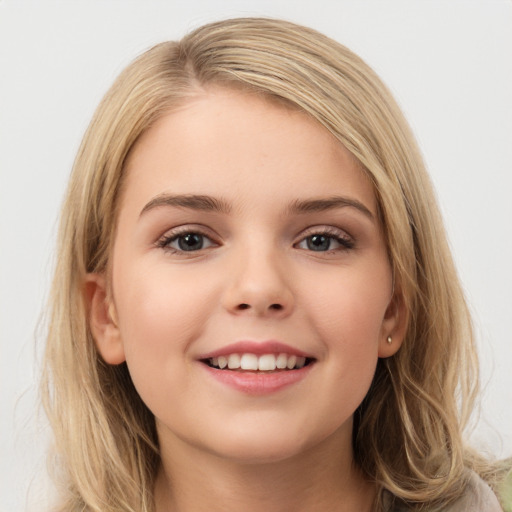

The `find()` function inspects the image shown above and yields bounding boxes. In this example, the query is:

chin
[214,439,308,465]
[200,423,326,466]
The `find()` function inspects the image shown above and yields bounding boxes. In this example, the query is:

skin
[88,87,406,511]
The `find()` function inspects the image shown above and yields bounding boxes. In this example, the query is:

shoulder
[445,471,502,512]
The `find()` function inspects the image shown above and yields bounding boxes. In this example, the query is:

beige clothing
[386,471,502,511]
[447,471,502,511]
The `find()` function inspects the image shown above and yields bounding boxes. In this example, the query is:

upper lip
[197,340,313,360]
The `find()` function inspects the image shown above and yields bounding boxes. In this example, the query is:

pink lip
[197,340,315,395]
[200,362,314,395]
[197,340,311,359]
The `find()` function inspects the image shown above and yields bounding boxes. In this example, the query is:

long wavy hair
[42,17,498,511]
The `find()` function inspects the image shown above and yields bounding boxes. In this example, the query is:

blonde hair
[42,17,497,511]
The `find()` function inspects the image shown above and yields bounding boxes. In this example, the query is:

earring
[386,336,392,344]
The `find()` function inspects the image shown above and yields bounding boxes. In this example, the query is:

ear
[84,273,126,365]
[378,289,408,358]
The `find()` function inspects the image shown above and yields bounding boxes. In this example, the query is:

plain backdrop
[1,1,511,510]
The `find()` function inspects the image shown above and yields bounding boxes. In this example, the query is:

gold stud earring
[387,336,392,344]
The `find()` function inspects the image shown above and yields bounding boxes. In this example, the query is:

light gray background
[1,1,511,510]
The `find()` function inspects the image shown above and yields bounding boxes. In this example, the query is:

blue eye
[175,233,205,251]
[306,234,332,251]
[158,232,215,252]
[297,232,354,252]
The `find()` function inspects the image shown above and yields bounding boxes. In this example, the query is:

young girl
[41,17,506,512]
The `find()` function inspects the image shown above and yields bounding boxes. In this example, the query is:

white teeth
[286,355,297,369]
[228,354,241,369]
[258,354,277,371]
[209,353,309,371]
[240,353,258,370]
[276,353,288,369]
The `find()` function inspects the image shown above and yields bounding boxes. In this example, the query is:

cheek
[307,268,391,345]
[302,266,390,403]
[113,265,215,370]
[112,266,218,417]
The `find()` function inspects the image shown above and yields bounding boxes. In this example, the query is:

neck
[154,428,375,512]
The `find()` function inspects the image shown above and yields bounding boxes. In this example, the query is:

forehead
[121,87,376,217]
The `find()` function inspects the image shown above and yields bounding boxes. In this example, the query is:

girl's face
[89,87,404,465]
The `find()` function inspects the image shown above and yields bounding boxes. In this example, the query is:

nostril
[233,303,286,313]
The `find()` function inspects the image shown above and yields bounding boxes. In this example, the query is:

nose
[221,248,294,318]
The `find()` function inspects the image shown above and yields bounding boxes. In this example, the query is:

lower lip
[200,363,314,395]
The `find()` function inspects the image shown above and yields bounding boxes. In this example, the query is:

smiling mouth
[202,353,315,372]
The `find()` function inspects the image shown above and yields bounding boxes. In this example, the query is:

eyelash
[155,227,217,255]
[294,227,355,253]
[155,226,355,255]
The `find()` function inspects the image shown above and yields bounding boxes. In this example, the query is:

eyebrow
[140,193,374,221]
[140,194,232,216]
[287,196,374,220]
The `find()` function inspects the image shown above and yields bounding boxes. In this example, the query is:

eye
[157,230,216,253]
[296,230,354,252]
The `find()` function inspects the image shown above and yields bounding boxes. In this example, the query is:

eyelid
[294,225,355,251]
[297,225,353,241]
[155,224,220,252]
[154,224,354,254]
